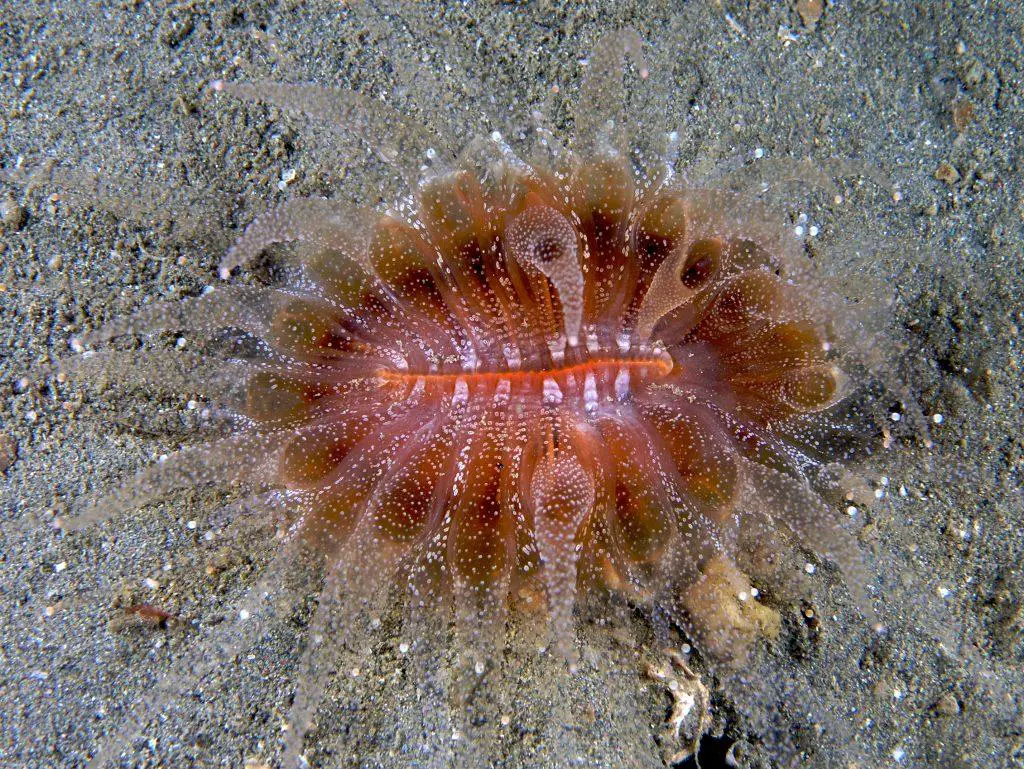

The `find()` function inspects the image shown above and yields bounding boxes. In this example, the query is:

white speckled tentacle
[214,80,454,193]
[86,512,311,769]
[280,413,448,764]
[74,285,394,364]
[62,431,289,530]
[740,459,876,624]
[530,444,595,670]
[56,348,250,403]
[219,197,374,278]
[77,286,282,346]
[572,27,648,157]
[281,556,347,767]
[505,205,585,347]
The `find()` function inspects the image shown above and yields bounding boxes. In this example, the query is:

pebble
[952,100,974,132]
[935,161,960,185]
[1,195,28,231]
[797,0,824,28]
[0,434,17,473]
[933,692,961,716]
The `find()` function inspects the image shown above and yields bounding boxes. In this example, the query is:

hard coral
[66,28,895,765]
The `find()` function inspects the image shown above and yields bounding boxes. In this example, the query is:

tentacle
[525,424,596,670]
[572,28,648,156]
[567,156,636,328]
[634,199,710,342]
[445,396,516,666]
[86,513,313,768]
[1,161,230,243]
[740,459,876,625]
[281,413,465,764]
[635,397,742,527]
[594,409,680,588]
[361,406,460,549]
[54,347,240,396]
[294,397,437,550]
[505,205,584,347]
[76,286,288,346]
[74,286,397,373]
[417,170,518,368]
[219,197,373,278]
[59,431,289,530]
[213,80,453,192]
[281,555,382,767]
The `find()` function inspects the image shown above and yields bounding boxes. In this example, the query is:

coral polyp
[225,172,852,663]
[61,27,896,765]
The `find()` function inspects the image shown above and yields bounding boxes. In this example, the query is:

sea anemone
[57,27,910,767]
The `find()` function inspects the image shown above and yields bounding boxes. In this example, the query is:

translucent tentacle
[57,349,392,434]
[86,510,311,768]
[55,348,251,404]
[202,488,294,533]
[696,154,884,201]
[528,440,595,670]
[77,286,279,346]
[1,161,230,243]
[445,401,515,667]
[60,431,287,530]
[213,80,453,191]
[280,417,452,763]
[635,219,699,343]
[740,459,876,625]
[74,287,391,370]
[505,205,585,347]
[282,559,359,767]
[219,197,373,278]
[572,28,648,156]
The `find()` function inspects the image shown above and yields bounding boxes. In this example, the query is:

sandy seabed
[1,2,1022,768]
